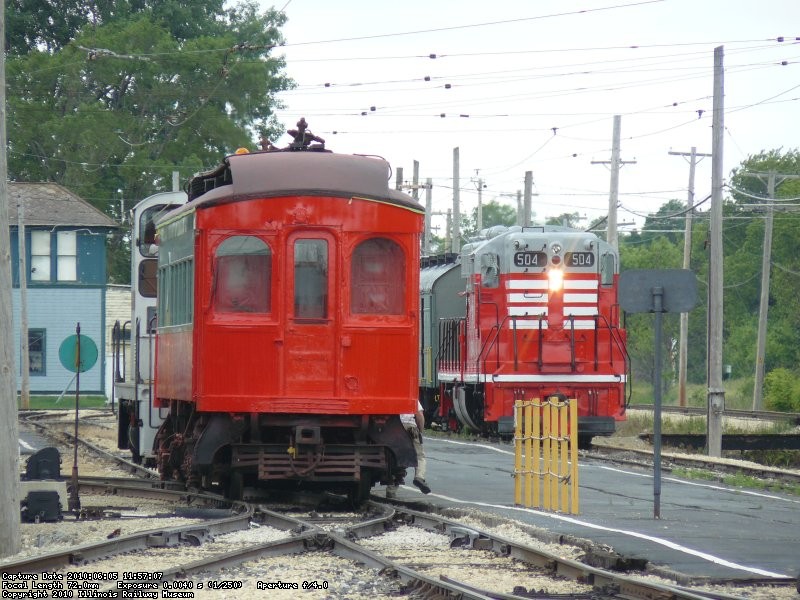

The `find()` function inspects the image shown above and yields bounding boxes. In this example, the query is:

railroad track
[13,409,797,599]
[628,404,800,425]
[2,476,752,600]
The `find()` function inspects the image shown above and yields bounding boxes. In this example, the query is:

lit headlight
[548,268,564,292]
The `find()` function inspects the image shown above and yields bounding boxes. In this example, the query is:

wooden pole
[0,0,22,556]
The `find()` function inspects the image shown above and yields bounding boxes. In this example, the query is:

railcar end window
[294,239,328,319]
[351,238,404,314]
[139,259,158,298]
[213,236,272,313]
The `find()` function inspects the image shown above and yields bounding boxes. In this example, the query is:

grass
[628,377,759,411]
[18,395,109,410]
[672,467,800,497]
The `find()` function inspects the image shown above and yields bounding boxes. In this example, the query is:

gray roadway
[385,435,800,581]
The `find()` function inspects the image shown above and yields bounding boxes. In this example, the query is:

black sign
[618,269,698,313]
[565,252,595,267]
[513,251,547,267]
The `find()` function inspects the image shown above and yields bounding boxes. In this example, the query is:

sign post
[619,270,697,518]
[58,324,98,512]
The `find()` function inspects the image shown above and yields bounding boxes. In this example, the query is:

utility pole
[515,190,522,226]
[399,173,433,255]
[452,148,460,253]
[471,170,485,231]
[395,166,403,192]
[592,115,636,249]
[445,209,452,252]
[424,178,432,255]
[669,148,711,407]
[743,170,800,410]
[707,46,725,458]
[412,161,420,202]
[523,171,535,227]
[0,0,23,556]
[17,201,29,409]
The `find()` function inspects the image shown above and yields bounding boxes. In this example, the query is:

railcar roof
[184,150,420,212]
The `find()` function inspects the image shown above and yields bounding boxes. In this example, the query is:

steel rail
[384,503,737,600]
[628,404,800,424]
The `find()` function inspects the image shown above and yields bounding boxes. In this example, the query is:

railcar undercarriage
[154,401,415,502]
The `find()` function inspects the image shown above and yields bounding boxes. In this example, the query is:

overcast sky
[259,0,800,232]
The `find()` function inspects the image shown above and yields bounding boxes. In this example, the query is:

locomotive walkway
[383,435,800,582]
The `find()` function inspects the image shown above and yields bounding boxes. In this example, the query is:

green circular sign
[58,334,98,373]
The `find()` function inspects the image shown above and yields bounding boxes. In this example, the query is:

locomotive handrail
[479,312,626,380]
[594,310,632,409]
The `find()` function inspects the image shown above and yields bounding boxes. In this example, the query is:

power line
[282,1,667,47]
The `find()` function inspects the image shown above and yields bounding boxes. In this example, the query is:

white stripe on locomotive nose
[563,293,597,303]
[564,306,599,316]
[506,280,548,290]
[508,307,547,317]
[505,278,599,290]
[507,293,548,303]
[563,279,598,289]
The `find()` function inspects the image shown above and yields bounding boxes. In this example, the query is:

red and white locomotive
[426,225,628,443]
[120,128,423,500]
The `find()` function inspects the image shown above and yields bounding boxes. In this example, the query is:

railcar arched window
[213,236,271,313]
[351,238,404,315]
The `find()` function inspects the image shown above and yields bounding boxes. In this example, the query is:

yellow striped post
[542,402,551,511]
[514,399,523,505]
[559,399,569,511]
[532,399,540,508]
[549,400,559,510]
[570,397,579,514]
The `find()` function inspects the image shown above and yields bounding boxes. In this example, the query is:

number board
[513,251,547,268]
[565,252,595,268]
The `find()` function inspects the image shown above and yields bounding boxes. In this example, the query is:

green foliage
[6,0,292,283]
[618,148,800,401]
[545,212,582,228]
[763,368,800,412]
[461,200,517,241]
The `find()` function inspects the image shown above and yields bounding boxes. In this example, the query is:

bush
[763,368,800,412]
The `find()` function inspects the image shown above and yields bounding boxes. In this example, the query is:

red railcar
[152,141,423,500]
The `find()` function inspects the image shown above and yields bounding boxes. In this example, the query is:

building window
[28,329,45,375]
[351,238,404,314]
[213,236,271,314]
[57,230,77,281]
[30,231,51,281]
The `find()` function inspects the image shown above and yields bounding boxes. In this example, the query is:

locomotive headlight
[551,242,562,255]
[548,268,564,292]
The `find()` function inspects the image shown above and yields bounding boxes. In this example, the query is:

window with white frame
[57,231,77,281]
[30,231,51,281]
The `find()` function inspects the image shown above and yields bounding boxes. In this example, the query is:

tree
[460,200,517,241]
[6,0,292,282]
[545,212,582,228]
